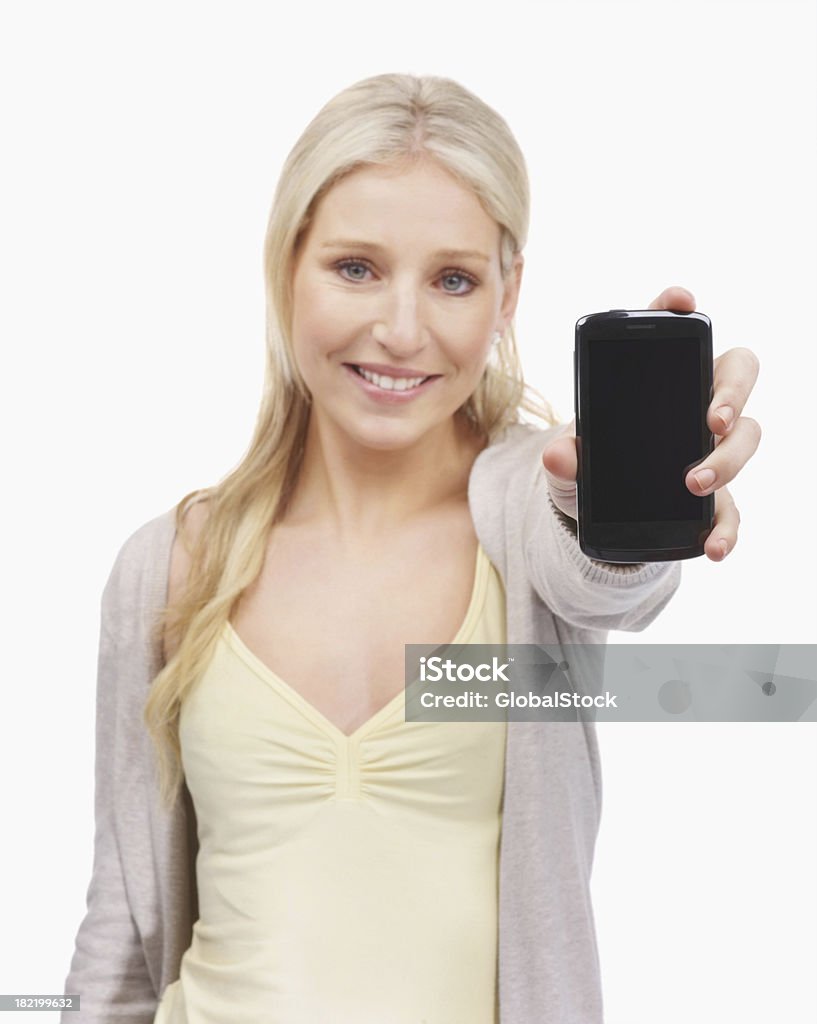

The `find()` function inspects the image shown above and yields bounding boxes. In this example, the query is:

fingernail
[693,468,716,491]
[715,405,734,431]
[718,539,728,558]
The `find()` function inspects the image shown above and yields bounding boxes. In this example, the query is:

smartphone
[574,308,715,563]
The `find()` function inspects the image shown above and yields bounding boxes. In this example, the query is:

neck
[286,409,487,544]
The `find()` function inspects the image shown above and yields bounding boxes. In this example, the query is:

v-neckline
[222,541,487,744]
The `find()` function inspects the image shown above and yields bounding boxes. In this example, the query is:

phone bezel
[574,309,715,563]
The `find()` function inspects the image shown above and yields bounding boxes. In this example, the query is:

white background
[2,1,815,1021]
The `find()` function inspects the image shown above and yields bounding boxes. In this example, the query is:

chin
[345,414,446,449]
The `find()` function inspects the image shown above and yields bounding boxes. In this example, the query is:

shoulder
[101,507,177,622]
[98,498,211,658]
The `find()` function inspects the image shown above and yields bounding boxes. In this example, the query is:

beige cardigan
[61,421,683,1023]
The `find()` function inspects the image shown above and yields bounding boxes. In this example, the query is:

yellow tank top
[154,541,507,1024]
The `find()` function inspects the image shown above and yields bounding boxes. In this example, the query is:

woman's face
[289,157,523,452]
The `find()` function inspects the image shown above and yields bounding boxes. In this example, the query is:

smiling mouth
[345,364,441,391]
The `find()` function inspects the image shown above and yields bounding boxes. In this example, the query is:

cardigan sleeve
[60,547,158,1023]
[524,458,684,633]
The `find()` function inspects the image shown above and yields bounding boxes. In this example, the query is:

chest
[228,511,481,737]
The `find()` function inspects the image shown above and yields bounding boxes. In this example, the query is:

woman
[62,73,761,1023]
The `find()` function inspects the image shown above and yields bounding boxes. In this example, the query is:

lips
[343,363,439,401]
[345,362,440,379]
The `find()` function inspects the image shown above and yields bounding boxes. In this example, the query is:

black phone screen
[588,336,705,522]
[575,309,714,561]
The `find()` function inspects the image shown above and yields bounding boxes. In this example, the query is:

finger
[685,415,762,495]
[709,347,761,436]
[704,485,740,561]
[541,420,576,485]
[648,285,696,312]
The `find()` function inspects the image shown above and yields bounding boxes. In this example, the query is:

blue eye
[337,259,370,281]
[334,258,479,296]
[440,271,477,295]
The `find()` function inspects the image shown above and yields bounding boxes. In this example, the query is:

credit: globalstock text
[417,655,618,708]
[419,691,619,708]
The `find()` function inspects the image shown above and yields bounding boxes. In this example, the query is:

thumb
[542,420,578,519]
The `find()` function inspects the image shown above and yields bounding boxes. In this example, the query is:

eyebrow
[319,239,491,263]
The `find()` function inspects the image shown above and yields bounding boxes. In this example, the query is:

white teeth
[357,367,428,391]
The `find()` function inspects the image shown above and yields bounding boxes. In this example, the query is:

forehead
[307,159,501,254]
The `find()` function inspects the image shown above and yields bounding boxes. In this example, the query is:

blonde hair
[145,72,560,811]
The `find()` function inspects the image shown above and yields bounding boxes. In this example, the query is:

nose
[372,283,427,356]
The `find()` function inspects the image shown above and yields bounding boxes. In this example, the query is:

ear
[498,252,524,330]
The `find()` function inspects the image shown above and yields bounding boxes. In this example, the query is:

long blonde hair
[145,72,560,811]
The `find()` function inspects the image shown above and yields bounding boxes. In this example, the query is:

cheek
[295,281,355,345]
[463,297,496,325]
[292,288,346,358]
[453,339,492,384]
